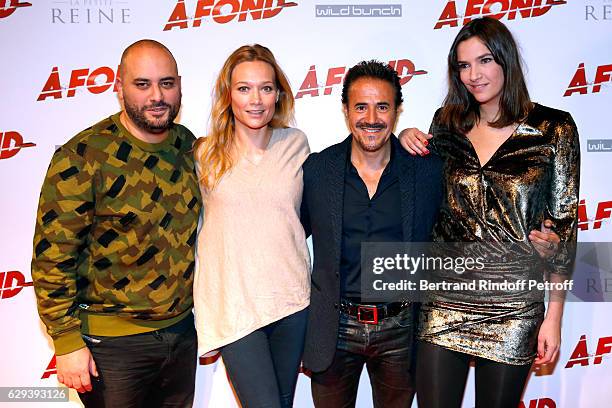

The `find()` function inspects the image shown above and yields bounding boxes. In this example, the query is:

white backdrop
[1,1,611,407]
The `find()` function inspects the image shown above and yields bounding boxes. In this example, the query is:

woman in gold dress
[400,17,579,408]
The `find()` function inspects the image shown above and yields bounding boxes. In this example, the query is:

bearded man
[31,39,201,408]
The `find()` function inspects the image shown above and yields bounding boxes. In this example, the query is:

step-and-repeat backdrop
[2,1,611,407]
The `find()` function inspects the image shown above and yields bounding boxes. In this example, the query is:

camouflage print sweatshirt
[31,113,202,355]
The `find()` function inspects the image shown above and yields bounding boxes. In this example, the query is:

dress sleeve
[546,112,580,276]
[427,108,444,156]
[31,147,96,355]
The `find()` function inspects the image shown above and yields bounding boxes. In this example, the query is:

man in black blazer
[300,60,444,407]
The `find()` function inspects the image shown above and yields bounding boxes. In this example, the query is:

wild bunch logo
[0,0,32,19]
[587,139,612,153]
[0,132,36,160]
[164,0,298,31]
[295,60,427,99]
[434,0,567,30]
[314,4,402,18]
[564,62,612,97]
[37,66,119,101]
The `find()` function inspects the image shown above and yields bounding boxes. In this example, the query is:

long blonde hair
[194,44,295,191]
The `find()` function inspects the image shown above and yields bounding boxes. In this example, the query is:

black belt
[339,300,411,324]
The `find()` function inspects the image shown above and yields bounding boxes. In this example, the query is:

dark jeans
[311,306,415,408]
[221,307,309,408]
[79,313,197,408]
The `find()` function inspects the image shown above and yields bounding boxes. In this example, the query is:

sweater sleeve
[31,146,97,355]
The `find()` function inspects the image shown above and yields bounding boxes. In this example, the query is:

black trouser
[416,340,532,408]
[311,307,415,408]
[221,307,308,408]
[79,313,197,408]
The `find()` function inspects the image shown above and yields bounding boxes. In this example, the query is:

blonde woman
[193,44,310,408]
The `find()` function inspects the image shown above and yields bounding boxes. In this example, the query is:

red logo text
[41,355,57,379]
[0,271,33,300]
[0,132,36,160]
[0,0,32,19]
[564,63,612,97]
[434,0,567,30]
[566,334,612,368]
[519,398,556,408]
[164,0,298,31]
[578,199,612,231]
[38,66,119,101]
[295,60,427,99]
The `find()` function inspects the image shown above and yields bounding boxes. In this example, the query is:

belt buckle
[357,305,378,324]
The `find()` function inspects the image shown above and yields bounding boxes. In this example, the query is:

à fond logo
[42,355,57,379]
[295,60,427,99]
[0,271,33,300]
[565,334,612,369]
[519,398,556,408]
[164,0,298,31]
[0,0,32,19]
[434,0,567,30]
[0,132,36,160]
[578,199,612,231]
[564,62,612,97]
[38,66,119,101]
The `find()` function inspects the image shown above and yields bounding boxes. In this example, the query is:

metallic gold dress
[418,103,580,365]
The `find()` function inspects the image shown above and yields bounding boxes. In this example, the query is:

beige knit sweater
[193,127,311,355]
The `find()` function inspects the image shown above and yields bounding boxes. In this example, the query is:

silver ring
[548,242,554,250]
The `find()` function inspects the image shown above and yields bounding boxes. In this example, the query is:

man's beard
[354,121,389,152]
[124,100,180,134]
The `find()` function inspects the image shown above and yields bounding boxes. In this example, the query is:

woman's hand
[529,219,560,259]
[398,128,432,156]
[534,315,561,365]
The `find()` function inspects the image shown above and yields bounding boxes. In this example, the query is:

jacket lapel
[326,136,351,271]
[393,136,415,242]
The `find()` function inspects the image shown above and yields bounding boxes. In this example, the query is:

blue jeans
[311,306,416,408]
[79,314,197,408]
[221,307,309,408]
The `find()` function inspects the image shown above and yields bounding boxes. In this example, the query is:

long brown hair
[194,44,294,191]
[439,17,531,134]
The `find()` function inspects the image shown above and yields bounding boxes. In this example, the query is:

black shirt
[340,138,403,299]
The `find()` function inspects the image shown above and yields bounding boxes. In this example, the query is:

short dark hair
[440,17,531,133]
[341,60,403,108]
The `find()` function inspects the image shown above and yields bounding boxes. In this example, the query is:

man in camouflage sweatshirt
[31,40,201,407]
